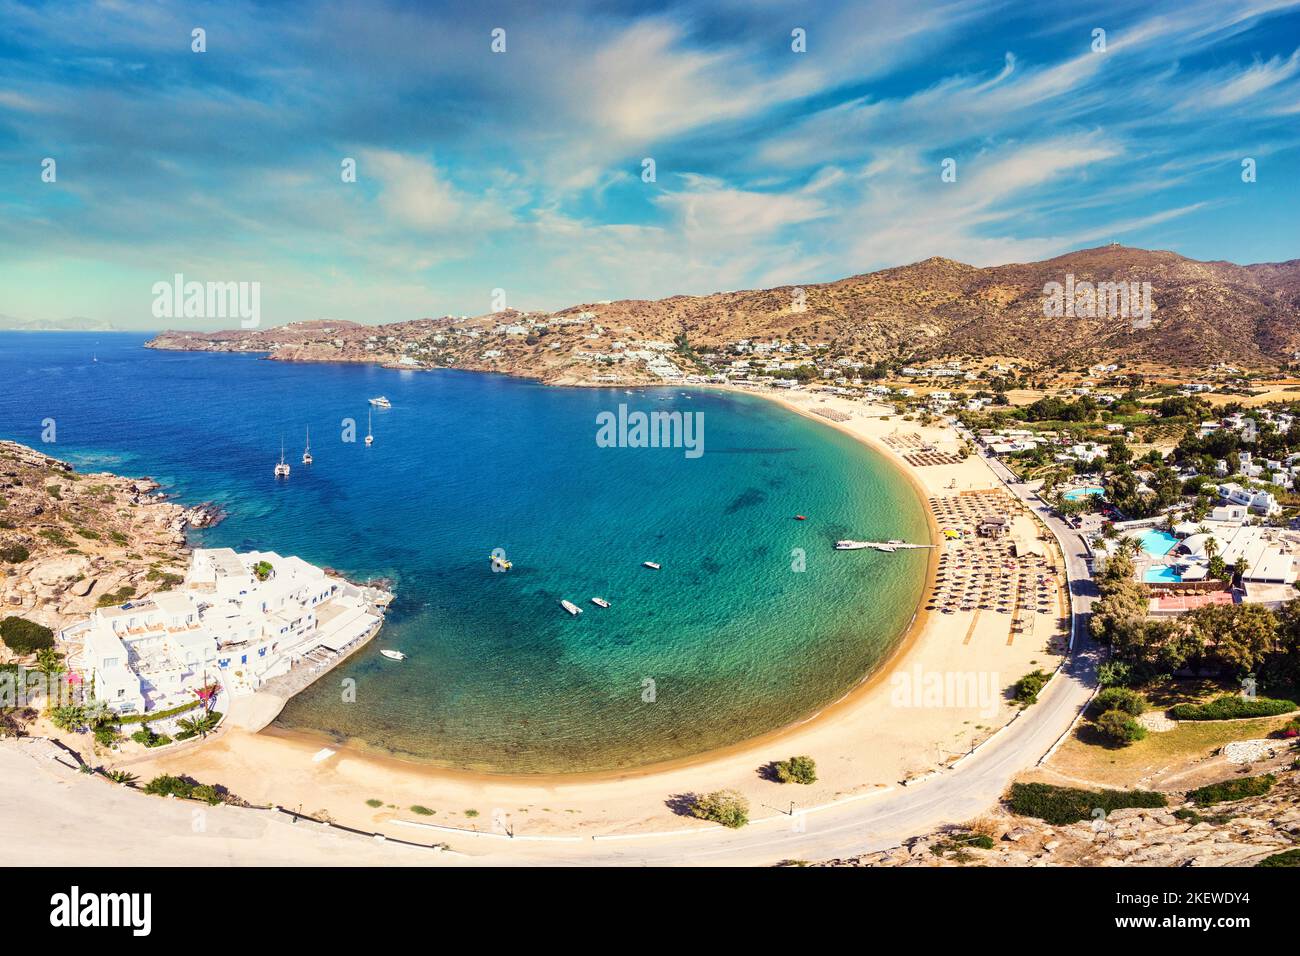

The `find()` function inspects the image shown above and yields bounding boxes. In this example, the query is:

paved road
[0,445,1105,867]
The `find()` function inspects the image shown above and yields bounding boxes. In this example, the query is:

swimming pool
[1062,486,1105,502]
[1134,528,1180,556]
[1144,565,1184,584]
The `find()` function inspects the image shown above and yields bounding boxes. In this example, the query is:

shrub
[1258,848,1300,867]
[1095,708,1147,746]
[1170,695,1297,720]
[1013,669,1051,706]
[253,561,273,581]
[690,790,750,829]
[143,775,194,799]
[0,543,29,564]
[365,798,383,808]
[1093,687,1148,717]
[1188,774,1276,807]
[1006,782,1166,825]
[773,755,817,785]
[0,616,55,655]
[410,805,434,816]
[192,784,222,806]
[1097,660,1135,688]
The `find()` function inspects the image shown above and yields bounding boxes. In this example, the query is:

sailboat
[364,409,374,446]
[302,426,313,465]
[274,438,291,478]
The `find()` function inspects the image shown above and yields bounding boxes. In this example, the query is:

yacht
[302,426,313,465]
[369,396,392,408]
[590,597,610,608]
[274,440,291,478]
[642,561,661,570]
[364,409,374,446]
[380,649,406,661]
[560,599,583,616]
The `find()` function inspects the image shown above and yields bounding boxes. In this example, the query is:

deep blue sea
[0,332,928,772]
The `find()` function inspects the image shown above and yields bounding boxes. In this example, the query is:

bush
[0,543,29,564]
[192,784,222,806]
[1013,669,1051,706]
[1258,848,1300,867]
[1095,709,1147,746]
[0,616,55,655]
[1092,687,1148,718]
[773,755,817,785]
[1097,660,1135,688]
[410,805,434,816]
[1169,695,1297,720]
[1006,782,1166,825]
[1188,774,1276,807]
[690,790,750,829]
[143,775,194,799]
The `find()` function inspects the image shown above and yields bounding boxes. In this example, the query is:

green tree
[0,617,55,656]
[1095,709,1147,746]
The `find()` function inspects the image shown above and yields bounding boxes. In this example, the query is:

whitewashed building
[66,548,388,715]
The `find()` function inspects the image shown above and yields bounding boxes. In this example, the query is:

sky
[1,0,1299,330]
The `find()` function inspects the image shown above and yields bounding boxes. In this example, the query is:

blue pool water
[0,332,929,772]
[1144,565,1184,584]
[1134,529,1180,556]
[1062,486,1105,501]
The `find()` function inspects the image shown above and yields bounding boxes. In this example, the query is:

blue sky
[1,0,1299,330]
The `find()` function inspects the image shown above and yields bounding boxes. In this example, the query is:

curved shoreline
[255,385,940,784]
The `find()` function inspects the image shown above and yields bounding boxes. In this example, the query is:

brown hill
[148,245,1300,376]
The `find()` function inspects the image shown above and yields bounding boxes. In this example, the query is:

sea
[0,331,928,773]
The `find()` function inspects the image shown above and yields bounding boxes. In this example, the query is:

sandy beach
[120,388,1068,845]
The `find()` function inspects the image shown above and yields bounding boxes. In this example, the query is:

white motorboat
[369,396,392,408]
[591,597,610,608]
[560,599,582,616]
[642,561,661,570]
[380,649,406,661]
[364,409,374,446]
[302,426,313,464]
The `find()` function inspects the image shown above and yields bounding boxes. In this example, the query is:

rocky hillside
[0,441,205,641]
[147,246,1300,379]
[816,770,1300,867]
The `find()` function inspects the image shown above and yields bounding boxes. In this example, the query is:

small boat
[794,515,807,521]
[364,409,374,446]
[274,439,291,478]
[489,553,512,570]
[642,561,661,570]
[380,649,406,661]
[560,599,582,616]
[369,396,392,408]
[591,597,610,608]
[302,426,313,465]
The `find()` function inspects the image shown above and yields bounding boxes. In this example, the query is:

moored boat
[560,599,582,615]
[642,561,661,570]
[591,597,610,608]
[380,649,406,661]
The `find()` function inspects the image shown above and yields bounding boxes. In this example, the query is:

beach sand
[122,388,1067,845]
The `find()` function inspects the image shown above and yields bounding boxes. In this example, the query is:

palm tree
[33,648,65,712]
[102,769,137,787]
[178,710,219,740]
[1204,536,1219,560]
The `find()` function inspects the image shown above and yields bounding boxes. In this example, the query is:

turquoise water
[1063,486,1105,501]
[1134,529,1180,556]
[0,332,928,773]
[1144,565,1184,584]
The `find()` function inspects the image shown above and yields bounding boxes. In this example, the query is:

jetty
[835,539,936,552]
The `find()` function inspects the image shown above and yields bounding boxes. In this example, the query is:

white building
[68,548,387,715]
